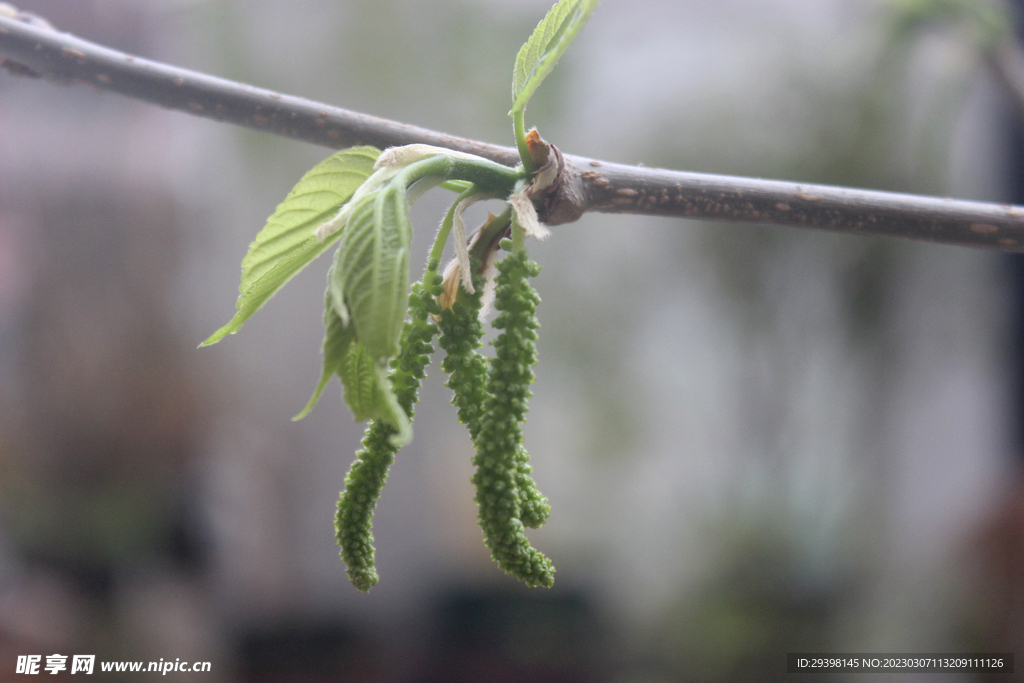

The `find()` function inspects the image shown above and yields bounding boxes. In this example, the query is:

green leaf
[330,181,411,363]
[293,285,356,421]
[202,146,380,346]
[511,0,598,116]
[340,342,411,447]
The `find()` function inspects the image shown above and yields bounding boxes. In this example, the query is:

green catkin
[438,259,551,532]
[335,275,443,591]
[515,445,550,529]
[492,251,550,531]
[437,264,488,440]
[470,249,554,587]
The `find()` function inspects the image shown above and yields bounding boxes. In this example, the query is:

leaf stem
[514,110,536,176]
[511,215,526,254]
[396,155,521,201]
[439,179,473,193]
[429,185,480,272]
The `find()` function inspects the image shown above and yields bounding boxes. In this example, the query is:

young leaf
[202,146,380,346]
[510,0,598,116]
[293,286,355,421]
[340,342,412,446]
[330,181,411,363]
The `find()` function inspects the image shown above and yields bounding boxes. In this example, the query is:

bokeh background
[1,0,1023,680]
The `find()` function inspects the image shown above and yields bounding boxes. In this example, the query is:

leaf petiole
[439,179,473,194]
[429,185,480,274]
[511,214,526,254]
[393,153,522,201]
[513,110,535,176]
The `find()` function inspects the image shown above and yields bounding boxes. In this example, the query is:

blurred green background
[1,0,1022,681]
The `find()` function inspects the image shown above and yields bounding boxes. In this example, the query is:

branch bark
[3,12,1024,251]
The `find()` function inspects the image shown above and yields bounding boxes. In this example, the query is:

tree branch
[3,12,1024,252]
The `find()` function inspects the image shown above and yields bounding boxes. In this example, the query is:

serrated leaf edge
[511,0,598,116]
[202,146,380,346]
